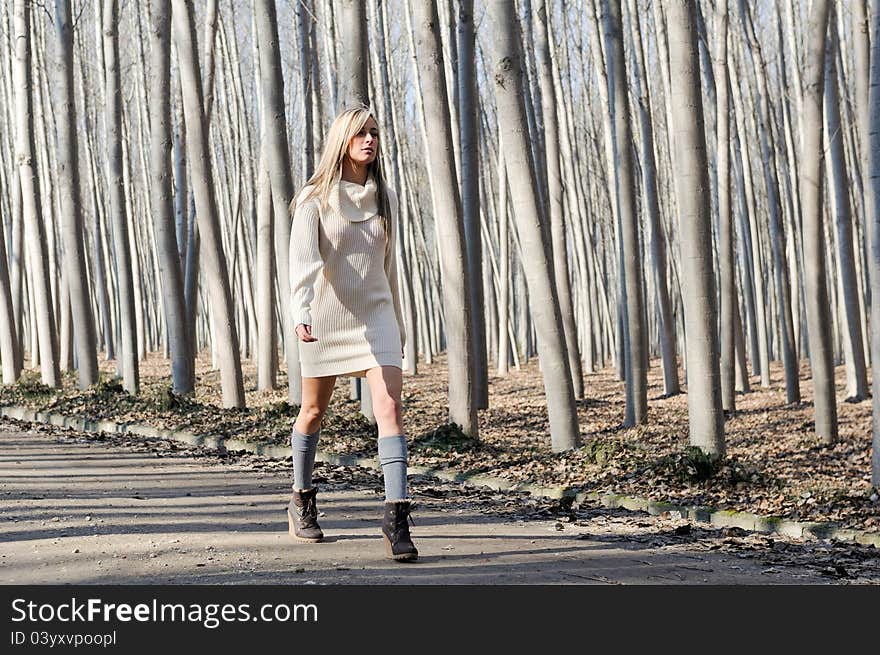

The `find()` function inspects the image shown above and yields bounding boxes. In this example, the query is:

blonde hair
[292,106,391,236]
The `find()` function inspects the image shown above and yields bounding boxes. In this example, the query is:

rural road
[0,419,869,585]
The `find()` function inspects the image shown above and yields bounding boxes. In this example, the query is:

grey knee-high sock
[291,427,320,490]
[378,435,408,501]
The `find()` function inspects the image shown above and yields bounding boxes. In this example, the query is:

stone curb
[3,403,878,548]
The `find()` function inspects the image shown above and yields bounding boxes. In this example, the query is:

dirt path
[1,420,875,584]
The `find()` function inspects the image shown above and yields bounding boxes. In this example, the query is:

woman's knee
[297,403,326,426]
[372,395,402,425]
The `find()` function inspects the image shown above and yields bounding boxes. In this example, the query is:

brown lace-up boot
[381,500,418,562]
[287,487,323,542]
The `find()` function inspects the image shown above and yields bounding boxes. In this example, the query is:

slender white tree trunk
[854,0,872,325]
[255,145,275,391]
[487,0,579,451]
[457,0,489,409]
[172,0,244,407]
[0,192,20,382]
[497,127,510,377]
[867,0,880,487]
[630,0,680,397]
[53,0,98,389]
[666,0,724,456]
[253,0,299,402]
[410,0,478,438]
[825,13,869,402]
[605,0,647,426]
[13,0,59,387]
[338,0,369,108]
[715,0,735,413]
[103,0,139,393]
[151,0,193,395]
[534,0,583,400]
[799,0,837,442]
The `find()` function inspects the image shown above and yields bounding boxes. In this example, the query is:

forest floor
[0,351,876,537]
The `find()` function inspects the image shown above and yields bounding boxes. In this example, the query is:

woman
[287,106,417,562]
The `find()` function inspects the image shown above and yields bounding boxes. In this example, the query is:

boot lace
[394,504,416,533]
[297,495,319,529]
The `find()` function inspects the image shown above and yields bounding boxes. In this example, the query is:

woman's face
[347,116,379,166]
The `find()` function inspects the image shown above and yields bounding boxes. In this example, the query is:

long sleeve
[384,188,407,351]
[289,198,323,327]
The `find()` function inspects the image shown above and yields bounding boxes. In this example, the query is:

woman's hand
[296,324,318,343]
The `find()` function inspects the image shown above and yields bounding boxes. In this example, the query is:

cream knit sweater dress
[289,176,406,378]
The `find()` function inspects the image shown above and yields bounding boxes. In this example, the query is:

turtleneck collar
[330,175,379,222]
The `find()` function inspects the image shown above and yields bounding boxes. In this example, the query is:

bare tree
[630,0,679,397]
[854,0,872,322]
[534,0,583,400]
[605,0,647,426]
[739,2,800,404]
[255,145,275,391]
[410,0,478,438]
[52,0,99,391]
[13,0,59,387]
[487,0,579,451]
[714,0,735,413]
[666,0,724,456]
[103,0,139,394]
[0,184,20,382]
[457,0,489,409]
[799,0,837,442]
[825,9,868,402]
[151,0,193,395]
[254,0,299,402]
[338,0,369,108]
[296,0,315,176]
[868,0,880,487]
[172,0,244,407]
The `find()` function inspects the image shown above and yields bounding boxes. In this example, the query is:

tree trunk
[730,60,770,386]
[799,0,837,441]
[296,0,315,177]
[534,0,583,400]
[13,0,59,387]
[457,0,489,409]
[253,0,299,403]
[411,0,478,438]
[630,0,680,397]
[172,0,244,407]
[867,0,880,487]
[151,0,194,395]
[0,185,20,382]
[714,0,735,413]
[487,0,579,451]
[666,0,724,456]
[605,0,647,426]
[377,0,417,374]
[9,168,25,356]
[337,0,369,108]
[255,145,276,391]
[854,0,872,319]
[497,127,511,376]
[826,11,869,402]
[103,0,139,394]
[740,5,800,403]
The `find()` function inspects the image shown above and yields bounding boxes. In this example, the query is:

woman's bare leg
[295,375,337,434]
[365,366,403,437]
